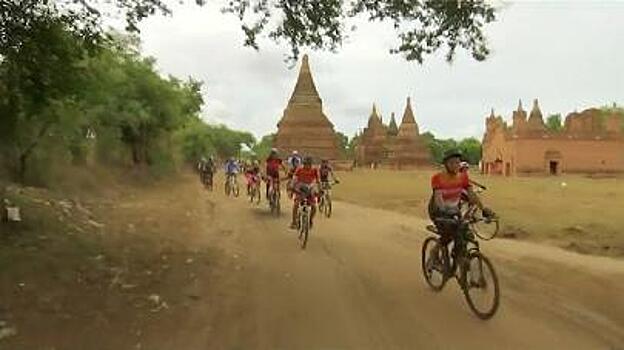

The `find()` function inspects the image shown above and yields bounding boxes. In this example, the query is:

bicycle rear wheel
[421,236,447,291]
[462,252,500,320]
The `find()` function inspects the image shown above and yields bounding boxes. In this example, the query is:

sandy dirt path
[155,176,624,350]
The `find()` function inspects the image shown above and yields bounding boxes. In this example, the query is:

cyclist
[200,156,216,187]
[290,156,319,229]
[428,149,494,248]
[319,159,339,197]
[287,150,302,170]
[265,148,286,199]
[245,160,262,197]
[224,157,240,187]
[286,150,302,198]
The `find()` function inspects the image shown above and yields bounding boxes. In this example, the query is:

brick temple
[481,99,624,175]
[272,55,342,160]
[355,98,430,168]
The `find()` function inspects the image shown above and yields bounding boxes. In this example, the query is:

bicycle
[201,171,213,191]
[295,184,315,249]
[421,204,500,320]
[266,177,281,215]
[224,174,240,197]
[318,181,337,218]
[248,176,261,204]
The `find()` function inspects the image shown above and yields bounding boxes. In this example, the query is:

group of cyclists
[197,149,340,229]
[198,147,495,236]
[197,147,500,317]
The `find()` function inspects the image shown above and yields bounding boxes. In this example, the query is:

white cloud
[138,1,624,140]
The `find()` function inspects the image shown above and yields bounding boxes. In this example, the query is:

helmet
[442,149,463,163]
[321,159,328,164]
[252,160,259,166]
[292,150,299,155]
[270,148,278,155]
[303,156,313,165]
[460,161,470,170]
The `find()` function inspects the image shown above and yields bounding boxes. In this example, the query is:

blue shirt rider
[224,158,240,176]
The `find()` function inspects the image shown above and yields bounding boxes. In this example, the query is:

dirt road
[158,178,624,350]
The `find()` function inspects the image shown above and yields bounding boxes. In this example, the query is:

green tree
[458,137,481,165]
[336,132,349,157]
[422,132,481,165]
[546,114,563,132]
[252,134,276,160]
[347,133,360,159]
[2,0,497,65]
[0,12,92,181]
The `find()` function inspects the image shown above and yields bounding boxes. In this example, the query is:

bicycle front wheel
[462,252,500,320]
[324,195,332,218]
[233,181,240,197]
[299,212,309,249]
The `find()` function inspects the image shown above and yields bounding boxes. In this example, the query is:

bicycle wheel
[421,236,448,291]
[224,180,230,196]
[274,191,281,215]
[462,252,500,320]
[324,195,332,218]
[299,212,309,249]
[233,181,240,197]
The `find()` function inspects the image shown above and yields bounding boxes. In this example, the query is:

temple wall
[514,139,624,174]
[482,130,624,175]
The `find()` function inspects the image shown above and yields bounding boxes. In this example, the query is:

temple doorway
[544,150,563,176]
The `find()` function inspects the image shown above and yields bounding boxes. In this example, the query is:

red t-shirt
[431,172,470,207]
[294,167,319,184]
[266,158,282,176]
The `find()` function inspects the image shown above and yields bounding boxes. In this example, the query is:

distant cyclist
[319,159,339,195]
[200,156,215,187]
[245,160,262,195]
[290,156,319,229]
[265,148,286,198]
[224,157,240,181]
[286,150,303,197]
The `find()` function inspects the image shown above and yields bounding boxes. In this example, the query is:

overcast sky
[137,1,623,140]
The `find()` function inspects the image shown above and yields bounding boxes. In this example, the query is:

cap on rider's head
[321,159,328,164]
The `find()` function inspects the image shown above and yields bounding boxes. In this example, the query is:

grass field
[333,169,624,257]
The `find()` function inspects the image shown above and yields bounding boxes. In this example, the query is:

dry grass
[333,169,624,257]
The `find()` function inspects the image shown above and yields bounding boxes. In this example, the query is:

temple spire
[518,99,524,112]
[367,103,384,130]
[527,98,545,129]
[401,97,416,124]
[388,112,399,136]
[288,54,321,106]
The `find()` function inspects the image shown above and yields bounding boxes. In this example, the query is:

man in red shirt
[265,148,286,199]
[429,149,494,245]
[290,156,320,229]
